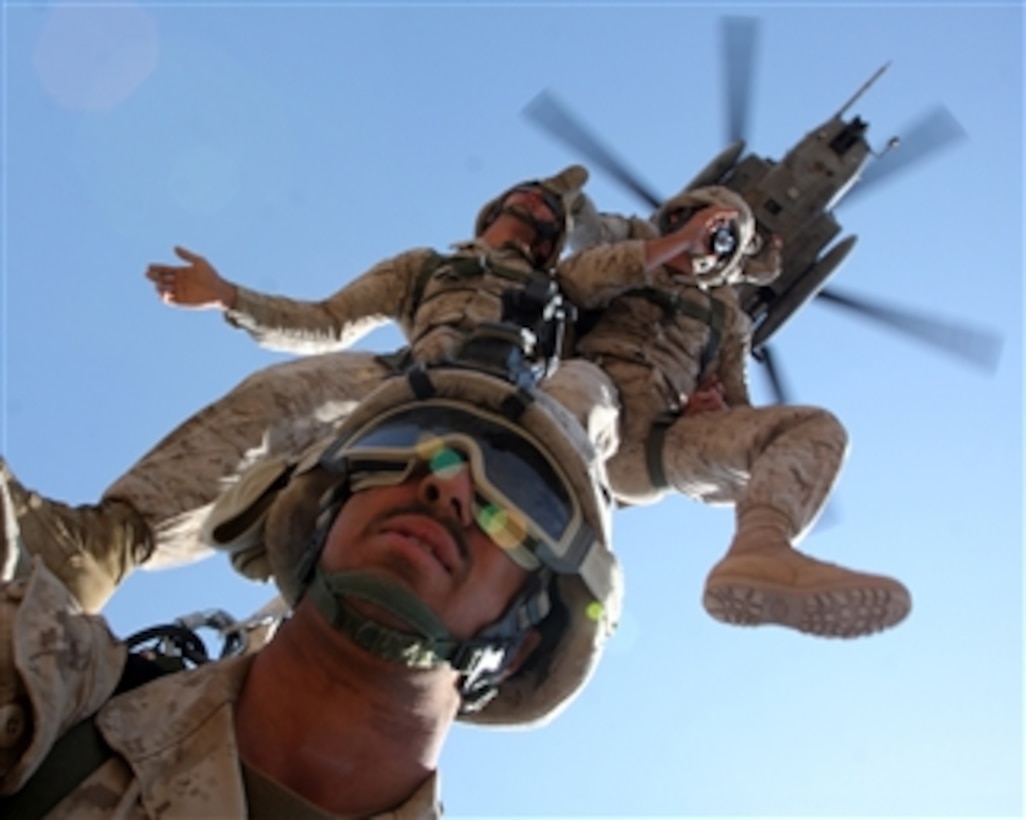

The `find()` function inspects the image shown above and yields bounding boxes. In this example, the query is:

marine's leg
[1,456,151,613]
[597,359,678,506]
[540,359,621,461]
[4,352,390,612]
[106,351,390,568]
[660,406,910,637]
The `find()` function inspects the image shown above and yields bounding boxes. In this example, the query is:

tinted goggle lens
[321,405,584,570]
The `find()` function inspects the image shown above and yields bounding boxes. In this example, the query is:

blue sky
[2,2,1022,817]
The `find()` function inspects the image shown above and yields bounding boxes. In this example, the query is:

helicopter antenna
[834,62,890,119]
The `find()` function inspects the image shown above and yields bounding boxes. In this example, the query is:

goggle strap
[532,522,596,576]
[407,366,437,400]
[406,366,535,423]
[498,387,534,422]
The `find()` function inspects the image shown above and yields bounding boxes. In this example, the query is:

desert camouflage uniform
[121,238,630,557]
[555,192,908,638]
[1,237,632,611]
[0,560,440,818]
[561,261,846,541]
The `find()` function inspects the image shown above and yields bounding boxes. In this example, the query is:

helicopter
[523,16,1002,404]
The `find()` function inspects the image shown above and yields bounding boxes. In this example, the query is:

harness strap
[644,413,677,492]
[631,287,726,373]
[0,654,179,819]
[700,297,726,373]
[412,252,539,313]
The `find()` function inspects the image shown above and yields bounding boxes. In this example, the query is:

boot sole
[703,578,911,638]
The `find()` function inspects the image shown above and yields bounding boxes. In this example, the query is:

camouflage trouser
[540,359,621,461]
[596,359,847,541]
[108,353,622,571]
[104,351,391,570]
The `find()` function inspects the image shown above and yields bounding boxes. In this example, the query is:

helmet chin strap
[496,205,562,267]
[308,568,461,668]
[306,564,551,711]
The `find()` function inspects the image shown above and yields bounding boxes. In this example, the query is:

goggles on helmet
[316,401,595,577]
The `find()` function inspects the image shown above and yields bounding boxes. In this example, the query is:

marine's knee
[805,407,849,457]
[542,360,621,460]
[605,441,668,506]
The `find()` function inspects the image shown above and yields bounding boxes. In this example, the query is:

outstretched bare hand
[669,205,739,254]
[146,246,238,310]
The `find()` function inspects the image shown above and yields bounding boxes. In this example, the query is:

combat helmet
[654,185,775,287]
[474,165,589,269]
[204,364,622,728]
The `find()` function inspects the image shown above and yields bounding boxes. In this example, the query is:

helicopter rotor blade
[815,286,1002,371]
[754,343,792,405]
[522,90,665,210]
[843,105,967,205]
[722,16,760,145]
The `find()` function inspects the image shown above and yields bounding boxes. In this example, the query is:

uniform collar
[96,656,441,818]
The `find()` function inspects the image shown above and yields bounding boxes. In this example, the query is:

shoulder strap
[630,287,725,373]
[0,654,179,818]
[412,252,539,310]
[410,252,478,308]
[410,250,443,312]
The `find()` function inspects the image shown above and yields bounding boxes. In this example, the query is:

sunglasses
[318,402,596,576]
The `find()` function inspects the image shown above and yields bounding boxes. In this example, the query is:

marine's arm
[558,205,740,308]
[557,240,650,308]
[147,246,434,355]
[0,560,125,793]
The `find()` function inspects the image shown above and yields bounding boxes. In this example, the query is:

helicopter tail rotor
[722,16,760,146]
[842,105,968,206]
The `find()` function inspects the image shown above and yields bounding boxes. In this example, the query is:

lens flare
[414,437,466,480]
[585,601,605,622]
[476,503,528,551]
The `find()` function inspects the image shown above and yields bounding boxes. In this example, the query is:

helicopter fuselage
[704,113,873,347]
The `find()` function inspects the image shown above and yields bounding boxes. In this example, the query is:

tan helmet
[653,185,775,286]
[205,365,622,729]
[474,165,590,269]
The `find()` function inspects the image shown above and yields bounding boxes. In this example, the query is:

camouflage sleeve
[716,289,753,408]
[556,240,649,309]
[222,248,436,355]
[0,559,126,793]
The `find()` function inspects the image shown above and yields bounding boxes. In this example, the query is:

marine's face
[661,204,737,283]
[497,186,562,265]
[501,187,559,225]
[320,464,531,640]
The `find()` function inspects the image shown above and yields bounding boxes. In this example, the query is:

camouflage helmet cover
[474,165,590,269]
[209,366,622,729]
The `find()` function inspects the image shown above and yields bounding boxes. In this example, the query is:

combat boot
[703,504,910,638]
[0,458,153,613]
